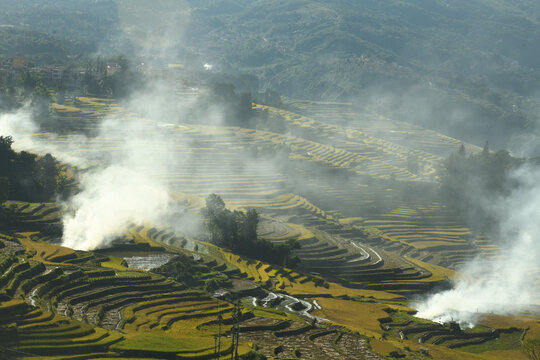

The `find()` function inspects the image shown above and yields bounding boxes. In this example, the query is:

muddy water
[123,253,176,270]
[259,292,326,321]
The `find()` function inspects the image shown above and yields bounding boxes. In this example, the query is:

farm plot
[0,231,396,359]
[15,97,505,278]
[0,235,257,359]
[0,299,124,358]
[31,96,502,283]
[283,98,481,158]
[1,206,534,360]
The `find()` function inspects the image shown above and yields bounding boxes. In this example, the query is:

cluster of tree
[152,254,232,292]
[197,83,253,126]
[17,71,55,126]
[202,73,259,96]
[0,69,51,114]
[439,143,524,233]
[0,69,69,137]
[201,194,301,268]
[82,68,145,99]
[81,56,145,99]
[0,87,18,112]
[254,88,282,107]
[0,136,66,206]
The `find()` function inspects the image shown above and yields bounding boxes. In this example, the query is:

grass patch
[111,333,216,354]
[100,256,130,271]
[312,297,389,337]
[456,331,524,353]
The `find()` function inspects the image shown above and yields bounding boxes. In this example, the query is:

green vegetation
[2,1,540,149]
[186,0,540,149]
[439,144,525,233]
[0,26,93,65]
[0,0,114,64]
[201,194,301,268]
[152,253,232,291]
[81,57,146,99]
[0,137,68,207]
[197,83,254,126]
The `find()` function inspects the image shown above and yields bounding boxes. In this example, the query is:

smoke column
[60,110,177,250]
[0,80,197,250]
[416,164,540,326]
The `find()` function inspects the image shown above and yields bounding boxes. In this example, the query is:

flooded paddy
[122,253,176,270]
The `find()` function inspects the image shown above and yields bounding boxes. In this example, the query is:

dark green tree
[201,194,300,267]
[439,146,523,234]
[37,153,57,200]
[0,178,9,204]
[458,143,465,157]
[0,136,14,177]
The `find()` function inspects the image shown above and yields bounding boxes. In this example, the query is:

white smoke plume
[0,104,94,166]
[0,78,204,251]
[60,112,174,250]
[416,164,540,326]
[59,79,203,250]
[62,164,170,250]
[0,105,39,150]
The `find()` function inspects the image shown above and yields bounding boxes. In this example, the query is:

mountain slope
[2,0,540,150]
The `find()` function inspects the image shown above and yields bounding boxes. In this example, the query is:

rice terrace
[1,1,540,360]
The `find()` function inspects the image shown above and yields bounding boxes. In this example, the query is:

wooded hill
[2,1,540,151]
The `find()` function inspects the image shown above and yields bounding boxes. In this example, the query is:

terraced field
[282,99,482,158]
[1,207,533,360]
[0,218,397,359]
[2,94,535,359]
[10,96,509,286]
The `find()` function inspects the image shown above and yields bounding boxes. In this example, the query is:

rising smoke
[0,104,40,151]
[417,163,540,326]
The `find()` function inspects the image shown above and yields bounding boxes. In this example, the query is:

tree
[0,178,9,204]
[439,146,523,234]
[203,83,254,125]
[0,136,14,177]
[37,153,57,200]
[237,209,258,245]
[55,80,66,105]
[202,193,237,248]
[12,151,38,200]
[0,137,61,202]
[17,71,36,96]
[482,141,490,156]
[200,194,301,267]
[217,314,223,360]
[230,302,242,360]
[116,55,129,72]
[205,193,226,212]
[458,143,465,157]
[0,177,9,222]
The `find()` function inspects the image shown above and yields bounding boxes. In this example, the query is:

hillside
[2,1,540,151]
[0,92,536,358]
[0,199,536,360]
[186,0,540,151]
